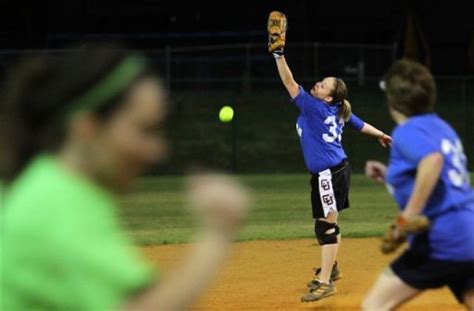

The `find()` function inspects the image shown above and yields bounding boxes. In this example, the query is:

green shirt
[1,155,153,310]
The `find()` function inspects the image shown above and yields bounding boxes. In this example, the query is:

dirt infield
[141,238,464,310]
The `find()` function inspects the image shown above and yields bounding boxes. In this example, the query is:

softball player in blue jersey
[363,59,474,310]
[273,53,392,301]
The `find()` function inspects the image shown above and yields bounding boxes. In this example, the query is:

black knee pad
[314,219,340,245]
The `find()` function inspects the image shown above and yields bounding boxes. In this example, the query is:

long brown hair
[331,78,351,121]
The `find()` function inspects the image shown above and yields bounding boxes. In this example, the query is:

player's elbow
[425,152,444,169]
[432,153,443,165]
[282,77,296,88]
[418,152,444,180]
[285,81,299,98]
[283,78,297,88]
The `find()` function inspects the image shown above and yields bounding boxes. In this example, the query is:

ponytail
[0,57,51,182]
[338,99,352,122]
[330,78,351,121]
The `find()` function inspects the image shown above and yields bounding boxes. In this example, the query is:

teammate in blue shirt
[272,41,392,302]
[363,59,474,310]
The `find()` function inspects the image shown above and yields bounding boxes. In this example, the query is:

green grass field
[119,174,400,245]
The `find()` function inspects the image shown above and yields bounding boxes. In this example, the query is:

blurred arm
[402,152,443,217]
[124,232,233,311]
[123,174,248,311]
[365,160,387,183]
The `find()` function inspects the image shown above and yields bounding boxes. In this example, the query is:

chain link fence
[1,43,472,173]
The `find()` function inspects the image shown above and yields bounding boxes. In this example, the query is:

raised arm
[275,56,300,98]
[267,11,300,99]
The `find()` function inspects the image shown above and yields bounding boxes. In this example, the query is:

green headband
[63,55,146,120]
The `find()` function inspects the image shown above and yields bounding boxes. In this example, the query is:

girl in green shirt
[1,44,249,310]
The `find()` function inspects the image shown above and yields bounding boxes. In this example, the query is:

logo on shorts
[321,179,331,191]
[322,194,334,205]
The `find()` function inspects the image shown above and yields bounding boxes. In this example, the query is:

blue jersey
[292,86,364,173]
[386,113,474,260]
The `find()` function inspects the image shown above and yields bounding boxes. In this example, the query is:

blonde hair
[339,99,352,121]
[331,78,351,121]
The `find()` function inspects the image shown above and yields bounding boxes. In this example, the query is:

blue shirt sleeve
[393,124,440,164]
[291,86,325,116]
[346,112,365,131]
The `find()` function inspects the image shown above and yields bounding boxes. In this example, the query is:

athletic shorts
[310,159,351,219]
[391,249,474,303]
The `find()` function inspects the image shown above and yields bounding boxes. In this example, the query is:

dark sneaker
[301,282,336,302]
[307,279,324,291]
[308,261,341,287]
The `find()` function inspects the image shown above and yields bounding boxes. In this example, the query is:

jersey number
[441,138,469,187]
[322,116,344,143]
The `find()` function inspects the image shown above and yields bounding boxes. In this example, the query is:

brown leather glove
[267,11,287,56]
[381,214,430,254]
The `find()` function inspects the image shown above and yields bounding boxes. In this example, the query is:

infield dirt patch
[142,238,463,310]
